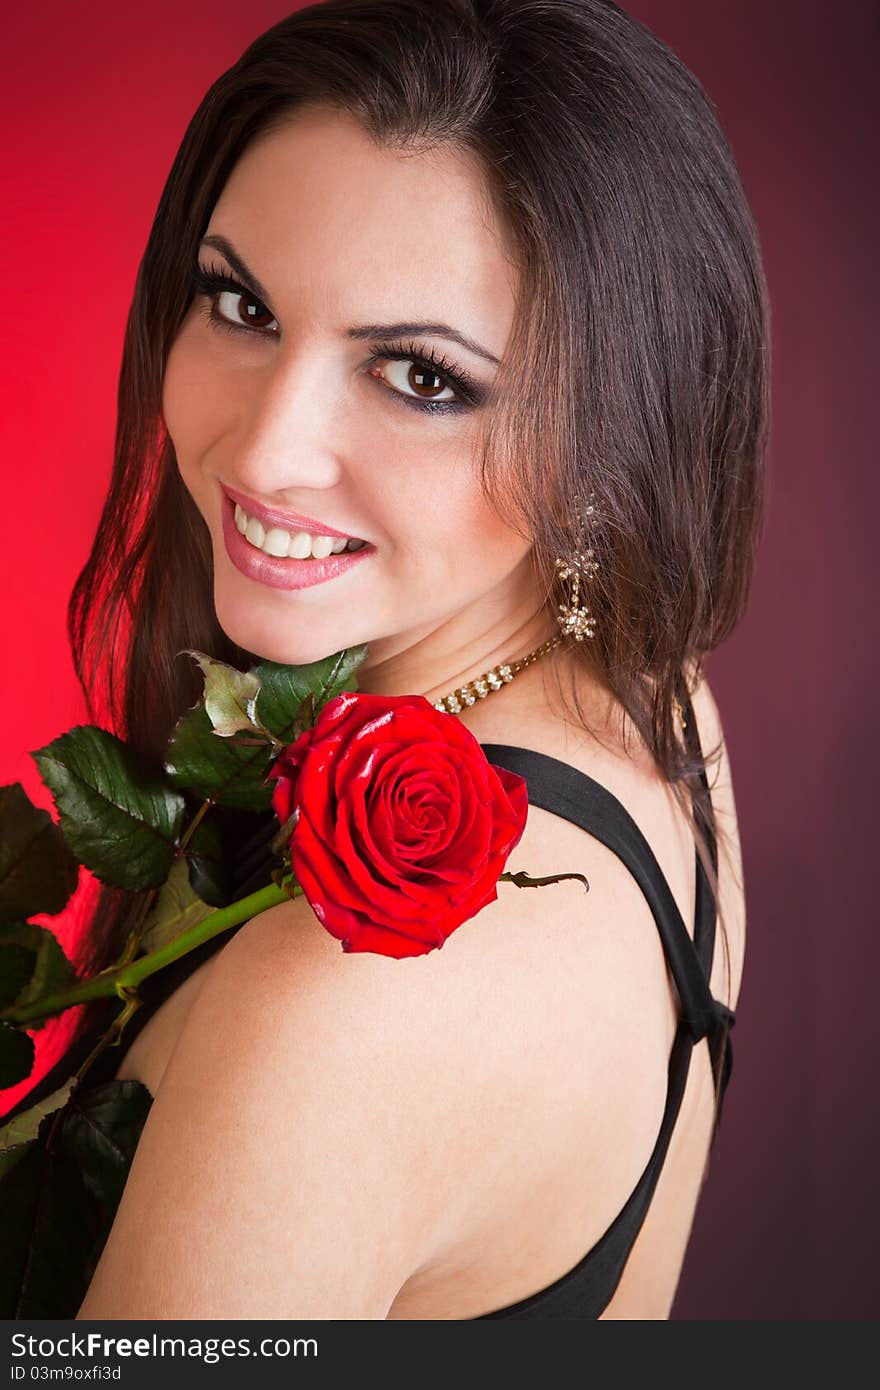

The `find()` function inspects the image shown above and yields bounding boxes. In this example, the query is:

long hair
[68,0,770,1125]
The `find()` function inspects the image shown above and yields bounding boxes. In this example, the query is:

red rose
[267,691,529,958]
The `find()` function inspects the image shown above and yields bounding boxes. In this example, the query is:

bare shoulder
[75,893,474,1316]
[463,652,746,1014]
[77,831,606,1318]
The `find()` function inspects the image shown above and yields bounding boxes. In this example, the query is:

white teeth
[262,526,291,557]
[233,500,365,560]
[288,531,312,560]
[244,516,265,548]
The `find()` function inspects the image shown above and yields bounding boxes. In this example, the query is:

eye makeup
[188,259,488,415]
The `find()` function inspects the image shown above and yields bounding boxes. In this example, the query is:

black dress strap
[475,689,736,1318]
[677,683,736,1108]
[678,686,720,975]
[476,1021,696,1318]
[481,682,734,1109]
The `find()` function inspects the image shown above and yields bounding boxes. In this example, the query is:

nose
[225,352,345,498]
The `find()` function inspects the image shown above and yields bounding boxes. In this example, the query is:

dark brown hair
[68,0,770,1123]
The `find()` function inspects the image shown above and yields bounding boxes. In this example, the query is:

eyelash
[189,261,482,414]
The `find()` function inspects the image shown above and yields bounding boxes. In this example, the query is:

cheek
[391,469,528,583]
[161,317,230,469]
[470,496,532,574]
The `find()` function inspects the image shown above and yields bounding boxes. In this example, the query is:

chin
[219,617,340,668]
[212,593,350,669]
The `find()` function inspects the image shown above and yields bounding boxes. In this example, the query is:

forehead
[206,104,517,344]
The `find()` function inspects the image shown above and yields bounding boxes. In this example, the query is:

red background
[1,1,874,1318]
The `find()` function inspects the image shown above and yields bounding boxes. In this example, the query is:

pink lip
[222,484,362,542]
[221,492,373,591]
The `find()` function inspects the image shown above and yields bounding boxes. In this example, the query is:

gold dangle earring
[552,496,687,735]
[554,492,600,641]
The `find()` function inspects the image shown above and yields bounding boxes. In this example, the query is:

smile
[232,501,368,560]
[221,493,374,592]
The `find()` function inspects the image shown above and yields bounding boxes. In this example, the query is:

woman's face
[163,105,542,690]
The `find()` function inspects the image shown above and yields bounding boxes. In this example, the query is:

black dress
[4,690,735,1319]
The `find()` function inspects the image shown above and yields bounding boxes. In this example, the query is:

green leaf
[0,1075,77,1180]
[0,783,79,925]
[184,811,230,907]
[60,1079,153,1211]
[139,857,215,954]
[0,1078,152,1317]
[0,922,77,1028]
[165,704,276,812]
[253,646,367,743]
[0,943,36,1010]
[0,1022,35,1088]
[31,726,185,891]
[183,650,268,738]
[0,1122,103,1317]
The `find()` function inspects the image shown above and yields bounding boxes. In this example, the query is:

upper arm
[76,893,491,1320]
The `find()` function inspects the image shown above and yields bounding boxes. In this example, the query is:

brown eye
[408,363,448,398]
[215,289,279,333]
[370,357,458,404]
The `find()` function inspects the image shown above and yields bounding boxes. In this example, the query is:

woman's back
[97,662,744,1319]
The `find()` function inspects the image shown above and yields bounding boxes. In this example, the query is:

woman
[61,0,766,1318]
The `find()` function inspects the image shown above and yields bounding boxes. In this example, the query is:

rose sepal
[499,869,591,891]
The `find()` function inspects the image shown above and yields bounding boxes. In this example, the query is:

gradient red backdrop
[1,1,874,1319]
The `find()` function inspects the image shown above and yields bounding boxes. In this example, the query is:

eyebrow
[198,233,501,367]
